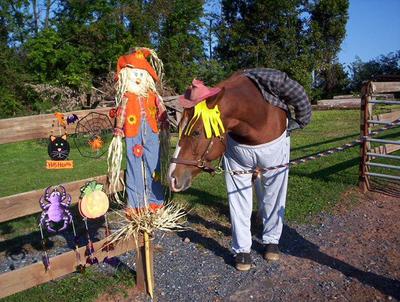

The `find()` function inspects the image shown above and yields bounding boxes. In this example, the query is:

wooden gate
[359,81,400,192]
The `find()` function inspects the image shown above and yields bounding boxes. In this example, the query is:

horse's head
[168,89,226,192]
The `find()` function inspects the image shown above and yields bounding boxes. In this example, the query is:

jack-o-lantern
[79,181,109,219]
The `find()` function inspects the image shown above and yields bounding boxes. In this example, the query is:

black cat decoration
[48,134,70,160]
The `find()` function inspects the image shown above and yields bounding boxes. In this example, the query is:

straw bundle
[107,202,188,247]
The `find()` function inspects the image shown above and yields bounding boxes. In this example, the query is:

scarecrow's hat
[179,79,221,108]
[116,48,159,82]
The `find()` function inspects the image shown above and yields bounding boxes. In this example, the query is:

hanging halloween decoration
[83,217,99,265]
[48,134,70,160]
[47,112,74,169]
[101,213,119,266]
[108,108,117,119]
[67,114,79,125]
[39,224,51,271]
[71,219,85,272]
[39,185,73,233]
[74,112,113,158]
[54,112,67,128]
[79,181,109,219]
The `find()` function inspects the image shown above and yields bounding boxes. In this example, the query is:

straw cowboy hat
[116,48,159,82]
[179,79,221,108]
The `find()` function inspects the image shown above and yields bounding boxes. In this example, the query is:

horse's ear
[206,87,225,109]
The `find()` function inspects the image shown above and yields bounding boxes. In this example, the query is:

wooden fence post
[359,82,373,192]
[135,233,154,296]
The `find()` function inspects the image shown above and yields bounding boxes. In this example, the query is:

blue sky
[338,0,400,67]
[205,1,400,67]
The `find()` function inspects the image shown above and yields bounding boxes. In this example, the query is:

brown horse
[168,71,287,192]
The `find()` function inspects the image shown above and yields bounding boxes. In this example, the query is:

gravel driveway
[97,190,400,302]
[2,190,399,302]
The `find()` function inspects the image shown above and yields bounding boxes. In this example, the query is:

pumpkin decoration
[79,181,109,219]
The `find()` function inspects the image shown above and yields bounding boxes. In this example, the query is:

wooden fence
[359,81,400,192]
[0,108,147,299]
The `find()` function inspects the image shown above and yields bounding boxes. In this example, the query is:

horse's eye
[192,130,200,137]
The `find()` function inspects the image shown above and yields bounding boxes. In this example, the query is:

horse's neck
[220,82,287,145]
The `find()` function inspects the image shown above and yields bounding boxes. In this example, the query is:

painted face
[125,68,147,95]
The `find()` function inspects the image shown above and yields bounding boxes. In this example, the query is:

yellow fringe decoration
[184,100,225,139]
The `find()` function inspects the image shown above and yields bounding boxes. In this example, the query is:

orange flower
[132,144,144,157]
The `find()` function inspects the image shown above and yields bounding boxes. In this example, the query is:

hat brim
[178,87,222,108]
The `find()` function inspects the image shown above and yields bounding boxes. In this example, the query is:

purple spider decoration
[39,186,73,232]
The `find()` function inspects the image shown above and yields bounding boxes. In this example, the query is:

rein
[170,136,225,175]
[171,118,400,178]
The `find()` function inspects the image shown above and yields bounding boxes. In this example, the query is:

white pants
[223,130,290,253]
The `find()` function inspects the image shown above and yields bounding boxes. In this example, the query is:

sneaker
[263,244,280,261]
[235,252,252,271]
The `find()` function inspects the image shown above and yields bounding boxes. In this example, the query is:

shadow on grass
[175,187,229,216]
[290,157,360,183]
[251,225,400,300]
[291,132,359,152]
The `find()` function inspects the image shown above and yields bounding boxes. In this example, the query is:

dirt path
[226,191,400,301]
[96,190,400,302]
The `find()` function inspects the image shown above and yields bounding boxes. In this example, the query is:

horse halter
[170,136,225,175]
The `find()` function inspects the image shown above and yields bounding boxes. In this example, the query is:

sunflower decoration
[127,114,137,125]
[149,106,157,120]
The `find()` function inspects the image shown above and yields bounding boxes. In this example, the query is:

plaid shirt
[244,68,312,128]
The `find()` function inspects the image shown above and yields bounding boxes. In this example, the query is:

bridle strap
[171,137,224,175]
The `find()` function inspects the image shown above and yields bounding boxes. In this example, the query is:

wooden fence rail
[0,105,160,298]
[0,97,181,145]
[0,236,136,299]
[0,108,112,145]
[0,172,124,223]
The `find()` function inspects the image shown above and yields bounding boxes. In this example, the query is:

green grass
[0,109,399,301]
[171,110,364,221]
[2,265,135,302]
[0,136,125,197]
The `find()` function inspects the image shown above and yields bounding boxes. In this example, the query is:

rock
[183,237,190,243]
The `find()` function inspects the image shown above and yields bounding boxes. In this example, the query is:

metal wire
[218,119,400,176]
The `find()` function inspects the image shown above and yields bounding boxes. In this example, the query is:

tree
[158,0,205,93]
[313,61,350,99]
[216,0,316,94]
[310,0,349,98]
[215,0,350,99]
[349,51,400,92]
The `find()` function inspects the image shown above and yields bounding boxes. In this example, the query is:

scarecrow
[108,47,168,211]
